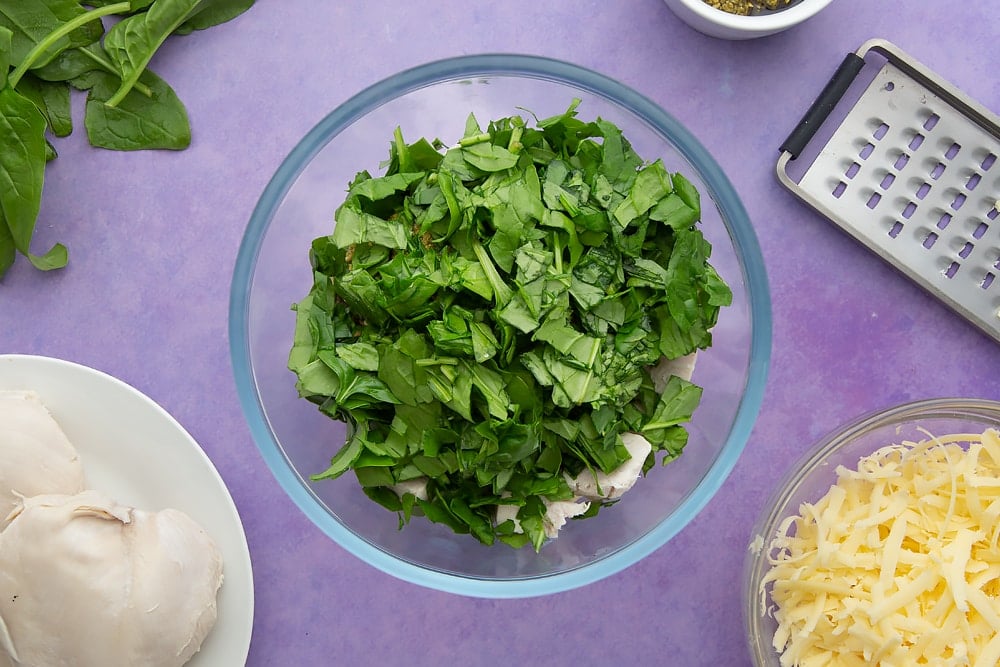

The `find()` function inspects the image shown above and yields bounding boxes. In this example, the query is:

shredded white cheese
[761,428,1000,666]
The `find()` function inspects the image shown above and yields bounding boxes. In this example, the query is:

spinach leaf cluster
[290,101,732,549]
[0,0,254,279]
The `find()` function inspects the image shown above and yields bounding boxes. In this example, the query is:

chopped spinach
[290,101,732,549]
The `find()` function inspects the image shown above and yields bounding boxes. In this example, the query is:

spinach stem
[78,46,154,98]
[459,132,491,147]
[9,2,131,89]
[415,358,460,367]
[471,239,513,306]
[105,7,196,108]
[393,127,412,172]
[507,126,523,153]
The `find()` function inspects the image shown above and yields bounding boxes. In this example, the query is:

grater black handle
[780,52,866,159]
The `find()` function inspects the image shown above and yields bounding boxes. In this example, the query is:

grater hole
[989,207,999,221]
[884,82,895,91]
[894,153,910,170]
[966,173,982,191]
[916,182,931,200]
[983,153,997,171]
[973,223,989,239]
[873,123,890,140]
[867,192,882,209]
[930,162,946,179]
[945,142,962,160]
[959,242,974,259]
[937,212,952,229]
[902,202,917,219]
[860,142,876,159]
[983,273,996,291]
[951,193,967,211]
[945,262,960,279]
[909,133,925,150]
[923,113,940,131]
[832,181,847,198]
[845,162,861,179]
[880,173,896,190]
[889,221,904,238]
[923,232,939,249]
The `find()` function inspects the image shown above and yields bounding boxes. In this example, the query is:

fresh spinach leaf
[102,0,203,107]
[31,45,101,82]
[15,74,72,137]
[311,434,364,481]
[0,85,66,275]
[0,0,103,68]
[174,0,254,34]
[84,0,155,8]
[0,26,14,278]
[84,68,191,150]
[0,215,14,277]
[0,25,9,88]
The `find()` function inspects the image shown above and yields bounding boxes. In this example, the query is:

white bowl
[662,0,834,40]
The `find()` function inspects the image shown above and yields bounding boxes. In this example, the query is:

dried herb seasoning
[702,0,793,16]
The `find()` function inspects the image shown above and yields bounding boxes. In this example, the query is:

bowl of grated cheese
[744,398,1000,666]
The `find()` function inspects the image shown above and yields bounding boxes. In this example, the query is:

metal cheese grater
[777,38,1000,344]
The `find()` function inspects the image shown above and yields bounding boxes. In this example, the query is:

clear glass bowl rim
[743,397,1000,663]
[230,53,772,598]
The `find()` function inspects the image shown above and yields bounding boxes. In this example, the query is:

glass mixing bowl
[230,54,771,597]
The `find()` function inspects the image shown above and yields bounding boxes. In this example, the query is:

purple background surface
[2,2,999,665]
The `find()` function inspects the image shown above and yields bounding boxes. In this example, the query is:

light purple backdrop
[2,2,998,665]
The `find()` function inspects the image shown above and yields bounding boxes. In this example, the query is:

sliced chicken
[0,391,85,529]
[0,491,223,667]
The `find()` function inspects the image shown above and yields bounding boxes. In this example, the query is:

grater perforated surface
[780,43,1000,344]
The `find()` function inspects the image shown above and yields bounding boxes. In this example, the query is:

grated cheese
[761,428,1000,666]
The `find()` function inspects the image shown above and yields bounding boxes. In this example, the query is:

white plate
[0,354,253,666]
